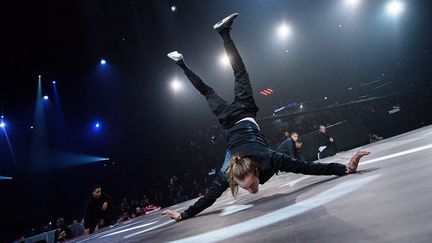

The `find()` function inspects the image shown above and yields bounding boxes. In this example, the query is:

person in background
[294,138,306,161]
[317,124,337,159]
[140,194,150,208]
[277,132,299,159]
[54,217,71,242]
[83,185,113,235]
[117,212,130,224]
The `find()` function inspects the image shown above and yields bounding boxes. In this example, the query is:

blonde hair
[226,154,259,198]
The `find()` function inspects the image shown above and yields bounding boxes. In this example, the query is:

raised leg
[168,52,231,124]
[220,31,256,106]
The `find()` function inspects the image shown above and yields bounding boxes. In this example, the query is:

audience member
[317,125,337,159]
[84,185,114,235]
[54,217,71,242]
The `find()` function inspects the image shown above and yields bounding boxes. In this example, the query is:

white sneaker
[167,51,183,62]
[213,13,239,32]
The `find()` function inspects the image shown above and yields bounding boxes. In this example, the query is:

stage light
[30,126,34,129]
[324,96,328,100]
[38,75,41,78]
[43,95,49,100]
[0,122,5,128]
[95,122,100,128]
[171,5,177,12]
[386,0,404,17]
[277,22,291,39]
[299,104,304,109]
[52,81,56,84]
[344,0,361,7]
[171,78,183,92]
[219,53,230,67]
[100,59,107,65]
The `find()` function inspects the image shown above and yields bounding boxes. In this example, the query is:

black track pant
[176,29,258,129]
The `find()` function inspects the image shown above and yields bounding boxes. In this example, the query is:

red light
[260,88,274,96]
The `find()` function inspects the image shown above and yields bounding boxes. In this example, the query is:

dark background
[1,0,431,241]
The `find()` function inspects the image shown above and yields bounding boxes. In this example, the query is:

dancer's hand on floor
[161,209,182,222]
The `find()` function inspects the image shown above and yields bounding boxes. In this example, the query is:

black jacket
[84,193,112,229]
[181,120,302,220]
[317,132,332,147]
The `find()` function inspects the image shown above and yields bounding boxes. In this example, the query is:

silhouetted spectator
[83,185,114,235]
[317,125,337,159]
[119,197,130,214]
[140,194,150,208]
[117,212,129,223]
[54,217,71,242]
[294,138,306,161]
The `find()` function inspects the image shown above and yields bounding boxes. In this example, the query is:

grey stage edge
[69,125,432,243]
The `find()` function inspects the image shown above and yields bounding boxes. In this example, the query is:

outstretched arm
[270,150,347,176]
[162,172,229,221]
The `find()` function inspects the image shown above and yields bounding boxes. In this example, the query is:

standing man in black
[317,124,337,159]
[83,185,113,235]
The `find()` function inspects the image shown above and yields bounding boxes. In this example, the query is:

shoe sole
[213,13,239,30]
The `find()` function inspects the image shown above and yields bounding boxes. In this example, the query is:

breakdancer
[162,13,369,221]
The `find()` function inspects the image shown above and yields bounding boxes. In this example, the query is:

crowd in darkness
[82,175,210,234]
[16,173,212,242]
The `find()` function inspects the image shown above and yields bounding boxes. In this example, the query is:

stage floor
[70,125,432,243]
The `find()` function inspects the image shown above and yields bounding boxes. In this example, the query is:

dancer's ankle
[219,28,231,41]
[176,60,187,69]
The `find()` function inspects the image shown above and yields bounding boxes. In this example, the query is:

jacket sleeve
[270,150,347,176]
[181,172,229,220]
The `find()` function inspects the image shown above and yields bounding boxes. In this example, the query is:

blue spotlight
[100,59,107,65]
[52,80,56,84]
[0,121,5,128]
[95,122,101,128]
[43,95,49,101]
